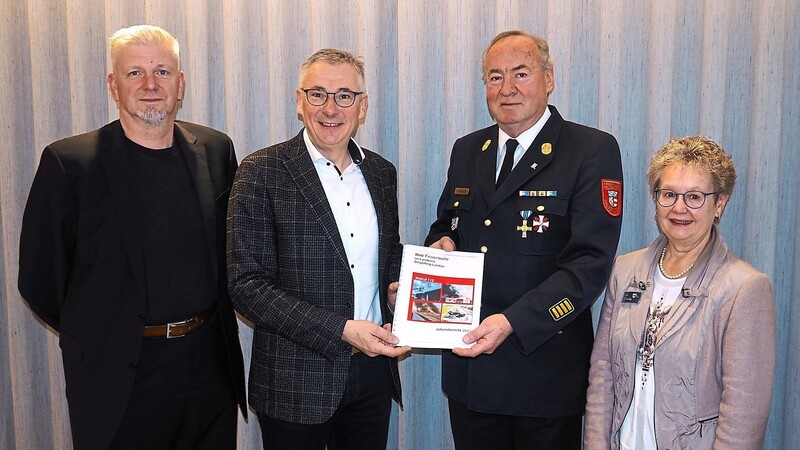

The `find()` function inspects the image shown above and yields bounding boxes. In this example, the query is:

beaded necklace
[658,246,694,280]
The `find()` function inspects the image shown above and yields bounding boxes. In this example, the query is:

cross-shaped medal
[517,220,533,238]
[517,210,533,238]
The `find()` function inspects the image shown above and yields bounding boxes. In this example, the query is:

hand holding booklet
[391,244,484,349]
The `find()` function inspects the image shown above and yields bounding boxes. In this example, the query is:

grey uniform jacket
[584,226,776,449]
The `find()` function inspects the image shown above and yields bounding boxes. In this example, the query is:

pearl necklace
[659,246,694,279]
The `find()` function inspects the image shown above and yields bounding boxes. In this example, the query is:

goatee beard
[136,108,168,128]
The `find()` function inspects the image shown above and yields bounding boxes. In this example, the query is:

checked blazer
[227,130,403,424]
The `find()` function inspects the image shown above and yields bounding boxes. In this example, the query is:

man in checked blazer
[227,48,410,450]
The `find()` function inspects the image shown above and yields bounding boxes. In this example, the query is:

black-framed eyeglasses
[301,88,363,108]
[654,189,716,209]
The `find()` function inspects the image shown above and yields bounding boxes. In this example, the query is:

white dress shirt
[303,130,382,325]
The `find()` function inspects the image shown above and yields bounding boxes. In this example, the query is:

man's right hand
[429,236,457,251]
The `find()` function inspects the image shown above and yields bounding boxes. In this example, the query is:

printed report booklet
[392,244,484,349]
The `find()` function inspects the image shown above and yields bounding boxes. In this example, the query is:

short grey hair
[298,48,365,90]
[481,30,553,83]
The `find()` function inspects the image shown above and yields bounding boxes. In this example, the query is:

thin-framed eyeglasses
[301,88,363,108]
[654,189,716,209]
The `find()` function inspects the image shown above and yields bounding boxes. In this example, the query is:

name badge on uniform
[454,187,470,195]
[623,292,642,304]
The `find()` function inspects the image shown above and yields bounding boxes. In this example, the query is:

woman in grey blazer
[584,136,776,449]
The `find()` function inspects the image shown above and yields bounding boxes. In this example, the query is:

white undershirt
[619,269,685,450]
[495,106,551,181]
[303,130,382,325]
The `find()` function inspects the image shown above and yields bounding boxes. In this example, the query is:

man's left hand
[452,313,513,358]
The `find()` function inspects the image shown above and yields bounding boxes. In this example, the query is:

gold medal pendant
[517,210,533,238]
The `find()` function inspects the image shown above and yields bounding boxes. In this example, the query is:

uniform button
[137,313,145,320]
[350,264,355,268]
[129,362,138,369]
[350,233,354,237]
[347,202,351,206]
[454,201,460,207]
[484,219,491,226]
[480,246,488,253]
[537,205,545,212]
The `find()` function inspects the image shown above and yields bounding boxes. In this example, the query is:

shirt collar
[303,129,366,167]
[498,106,552,153]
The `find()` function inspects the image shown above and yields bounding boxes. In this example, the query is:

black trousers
[109,313,238,450]
[448,398,582,450]
[258,352,393,450]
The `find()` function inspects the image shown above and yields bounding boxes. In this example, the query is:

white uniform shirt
[495,106,551,182]
[304,130,382,325]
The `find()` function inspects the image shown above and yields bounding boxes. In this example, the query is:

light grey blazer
[584,226,775,449]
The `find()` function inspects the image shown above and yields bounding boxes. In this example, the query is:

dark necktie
[496,139,519,188]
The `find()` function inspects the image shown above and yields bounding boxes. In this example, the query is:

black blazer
[18,120,247,450]
[227,131,403,424]
[426,106,624,416]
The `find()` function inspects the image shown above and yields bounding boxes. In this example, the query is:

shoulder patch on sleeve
[601,178,622,217]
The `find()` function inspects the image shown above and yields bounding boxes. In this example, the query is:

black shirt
[125,137,216,324]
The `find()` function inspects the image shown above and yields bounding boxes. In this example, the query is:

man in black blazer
[227,48,410,450]
[426,31,624,449]
[18,25,246,450]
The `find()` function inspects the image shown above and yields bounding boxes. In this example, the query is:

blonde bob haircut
[647,136,737,221]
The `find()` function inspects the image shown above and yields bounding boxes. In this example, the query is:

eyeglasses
[654,189,716,209]
[301,88,363,108]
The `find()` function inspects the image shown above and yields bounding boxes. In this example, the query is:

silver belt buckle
[166,317,193,339]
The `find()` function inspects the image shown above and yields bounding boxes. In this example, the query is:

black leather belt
[143,308,214,339]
